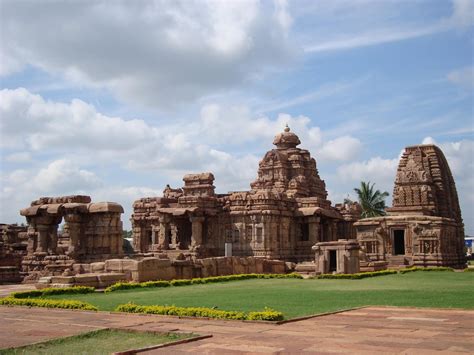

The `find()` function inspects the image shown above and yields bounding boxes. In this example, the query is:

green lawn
[0,329,192,354]
[48,272,474,319]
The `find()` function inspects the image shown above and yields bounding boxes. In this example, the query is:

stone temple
[354,144,466,269]
[131,125,360,262]
[0,127,467,285]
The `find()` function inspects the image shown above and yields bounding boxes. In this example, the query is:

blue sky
[0,0,473,232]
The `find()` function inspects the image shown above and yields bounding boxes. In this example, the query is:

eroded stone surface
[19,196,124,281]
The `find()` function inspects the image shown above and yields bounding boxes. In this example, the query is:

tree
[354,181,389,218]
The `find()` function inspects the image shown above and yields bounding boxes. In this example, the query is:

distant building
[465,236,473,256]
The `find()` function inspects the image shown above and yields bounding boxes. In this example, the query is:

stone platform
[0,306,472,353]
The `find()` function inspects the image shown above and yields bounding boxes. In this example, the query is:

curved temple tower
[355,144,466,268]
[132,126,359,262]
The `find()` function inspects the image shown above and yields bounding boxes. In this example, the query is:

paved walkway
[0,306,472,354]
[0,284,36,298]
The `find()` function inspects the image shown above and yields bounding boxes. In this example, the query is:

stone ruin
[0,224,28,283]
[19,195,124,281]
[355,144,466,268]
[132,126,361,263]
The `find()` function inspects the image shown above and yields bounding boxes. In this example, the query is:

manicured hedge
[115,302,284,321]
[464,268,474,272]
[399,266,454,274]
[317,269,398,279]
[0,297,98,311]
[105,273,303,293]
[11,286,95,299]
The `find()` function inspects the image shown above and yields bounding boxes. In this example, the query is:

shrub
[141,280,171,288]
[115,302,284,321]
[399,266,454,274]
[318,269,397,279]
[104,282,142,293]
[464,268,474,272]
[170,279,192,286]
[247,307,284,321]
[0,297,98,311]
[105,273,303,292]
[11,286,95,299]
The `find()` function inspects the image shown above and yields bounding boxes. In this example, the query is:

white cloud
[317,136,362,162]
[0,88,159,152]
[33,159,102,193]
[450,0,474,28]
[1,0,294,108]
[302,0,473,54]
[447,66,474,89]
[336,156,398,193]
[422,136,437,145]
[304,25,443,54]
[4,152,32,163]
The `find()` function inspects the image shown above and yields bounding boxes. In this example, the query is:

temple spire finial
[284,124,290,132]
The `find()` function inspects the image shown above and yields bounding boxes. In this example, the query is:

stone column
[308,216,320,243]
[26,224,37,255]
[327,221,337,241]
[35,224,49,254]
[190,216,205,248]
[65,214,82,258]
[158,216,170,250]
[48,225,59,254]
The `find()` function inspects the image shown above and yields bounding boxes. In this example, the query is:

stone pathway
[0,283,36,297]
[0,306,473,353]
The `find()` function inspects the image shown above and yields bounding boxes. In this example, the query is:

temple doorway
[329,250,337,272]
[176,219,192,249]
[393,230,405,255]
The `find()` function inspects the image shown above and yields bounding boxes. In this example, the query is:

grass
[47,271,474,319]
[0,329,193,354]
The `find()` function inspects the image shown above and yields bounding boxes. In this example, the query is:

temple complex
[355,144,466,268]
[0,128,467,285]
[132,126,359,262]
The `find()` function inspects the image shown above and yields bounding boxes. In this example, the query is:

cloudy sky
[0,0,473,233]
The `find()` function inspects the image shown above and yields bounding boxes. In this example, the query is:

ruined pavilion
[132,126,359,262]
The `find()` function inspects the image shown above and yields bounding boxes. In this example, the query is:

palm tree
[354,181,389,218]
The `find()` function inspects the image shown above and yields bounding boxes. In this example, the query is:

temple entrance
[301,223,309,241]
[393,230,405,255]
[176,219,192,249]
[329,250,337,272]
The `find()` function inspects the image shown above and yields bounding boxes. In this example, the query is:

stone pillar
[190,216,205,248]
[328,221,337,241]
[158,216,170,250]
[26,225,37,255]
[48,225,58,254]
[308,216,320,243]
[65,214,82,258]
[36,224,49,254]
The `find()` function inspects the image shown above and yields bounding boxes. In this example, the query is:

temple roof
[273,125,301,149]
